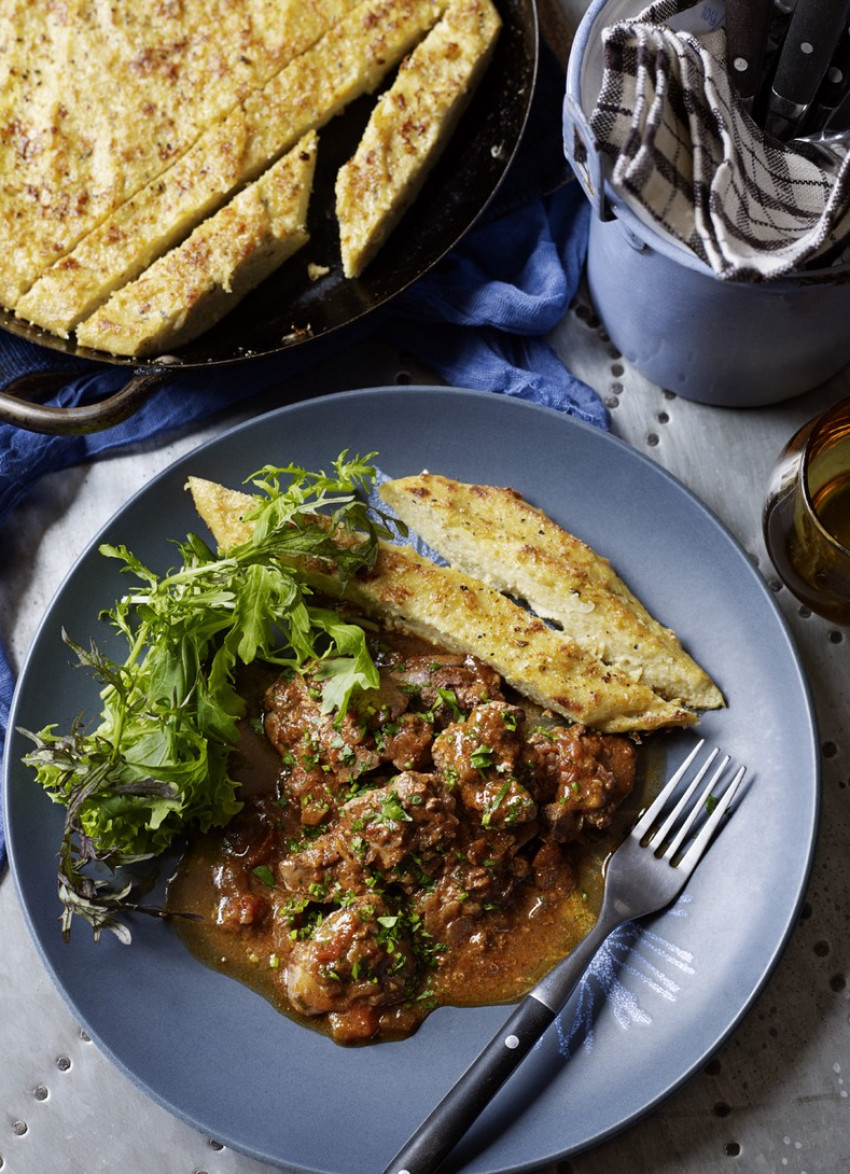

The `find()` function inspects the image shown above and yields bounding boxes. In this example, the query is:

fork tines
[634,740,746,869]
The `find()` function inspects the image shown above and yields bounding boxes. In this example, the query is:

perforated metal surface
[549,288,850,1174]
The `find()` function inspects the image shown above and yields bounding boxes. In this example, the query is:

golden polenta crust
[186,474,700,734]
[15,0,444,337]
[335,0,501,278]
[380,473,724,711]
[0,0,363,308]
[75,133,318,357]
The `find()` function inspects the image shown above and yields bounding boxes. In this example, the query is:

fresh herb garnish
[376,789,414,825]
[20,453,402,943]
[469,744,494,773]
[434,687,463,722]
[481,780,512,827]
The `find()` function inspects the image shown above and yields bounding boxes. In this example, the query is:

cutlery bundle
[726,0,850,138]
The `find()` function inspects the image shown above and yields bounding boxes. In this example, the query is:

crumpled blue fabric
[0,47,602,873]
[383,183,601,424]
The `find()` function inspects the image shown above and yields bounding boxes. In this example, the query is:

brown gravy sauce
[166,648,662,1045]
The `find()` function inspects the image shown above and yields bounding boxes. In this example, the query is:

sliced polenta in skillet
[335,0,501,278]
[15,0,445,337]
[75,134,318,358]
[0,0,365,309]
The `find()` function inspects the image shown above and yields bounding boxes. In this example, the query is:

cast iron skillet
[0,0,538,435]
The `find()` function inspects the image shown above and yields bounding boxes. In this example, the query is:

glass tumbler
[763,396,850,624]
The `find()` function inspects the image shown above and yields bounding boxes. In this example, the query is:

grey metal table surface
[1,295,848,1174]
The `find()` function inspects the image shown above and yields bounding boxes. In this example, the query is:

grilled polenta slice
[0,0,364,310]
[15,0,445,338]
[335,0,500,278]
[379,474,724,711]
[186,476,698,734]
[75,133,318,358]
[15,114,255,337]
[324,545,696,733]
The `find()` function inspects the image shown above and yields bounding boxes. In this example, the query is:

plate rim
[3,385,821,1172]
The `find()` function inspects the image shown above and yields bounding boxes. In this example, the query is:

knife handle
[726,0,772,107]
[807,20,850,128]
[770,0,850,118]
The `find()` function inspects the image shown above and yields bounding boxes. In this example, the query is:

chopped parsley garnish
[469,744,494,772]
[377,790,413,824]
[481,780,513,827]
[434,687,463,721]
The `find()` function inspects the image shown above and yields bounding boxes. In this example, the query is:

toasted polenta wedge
[15,113,255,337]
[186,478,258,551]
[323,544,697,733]
[15,0,445,338]
[379,474,724,711]
[186,476,698,734]
[335,0,500,277]
[75,134,317,357]
[1,0,365,310]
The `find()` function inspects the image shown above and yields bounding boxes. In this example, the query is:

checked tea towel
[590,0,850,280]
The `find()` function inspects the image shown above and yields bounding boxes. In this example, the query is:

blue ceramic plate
[4,387,819,1173]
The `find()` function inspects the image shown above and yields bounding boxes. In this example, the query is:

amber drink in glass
[763,397,850,624]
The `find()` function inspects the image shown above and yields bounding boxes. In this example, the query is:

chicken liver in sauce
[168,631,639,1045]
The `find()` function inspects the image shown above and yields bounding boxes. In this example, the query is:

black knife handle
[772,0,850,111]
[726,0,772,106]
[810,20,850,121]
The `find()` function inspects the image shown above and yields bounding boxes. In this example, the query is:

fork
[382,740,746,1174]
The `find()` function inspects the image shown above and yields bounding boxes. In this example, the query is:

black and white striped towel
[589,0,850,280]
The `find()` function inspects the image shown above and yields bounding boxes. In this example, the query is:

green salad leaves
[21,452,403,943]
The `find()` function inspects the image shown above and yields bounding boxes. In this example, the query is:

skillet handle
[0,369,167,435]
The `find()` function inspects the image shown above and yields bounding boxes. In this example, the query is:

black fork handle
[381,912,615,1174]
[381,994,556,1174]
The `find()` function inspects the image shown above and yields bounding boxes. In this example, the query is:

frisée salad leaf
[20,452,405,943]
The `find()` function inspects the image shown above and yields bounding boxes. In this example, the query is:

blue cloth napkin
[0,43,604,875]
